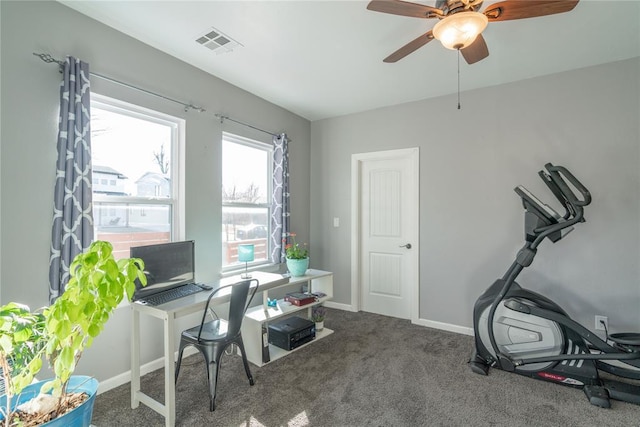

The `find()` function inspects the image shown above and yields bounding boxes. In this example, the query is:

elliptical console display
[469,163,640,408]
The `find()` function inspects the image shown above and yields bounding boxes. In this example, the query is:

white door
[351,148,419,320]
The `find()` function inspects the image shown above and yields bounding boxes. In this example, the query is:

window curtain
[270,133,290,263]
[48,56,93,303]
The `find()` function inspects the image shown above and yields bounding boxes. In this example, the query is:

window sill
[220,262,281,278]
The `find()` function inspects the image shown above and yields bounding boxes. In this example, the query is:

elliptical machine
[470,163,640,408]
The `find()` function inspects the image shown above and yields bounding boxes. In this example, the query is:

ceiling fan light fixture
[432,11,488,50]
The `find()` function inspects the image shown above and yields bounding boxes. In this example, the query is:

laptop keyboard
[142,283,203,306]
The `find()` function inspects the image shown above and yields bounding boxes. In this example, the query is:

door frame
[350,147,420,323]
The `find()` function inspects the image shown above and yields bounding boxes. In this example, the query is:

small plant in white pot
[0,240,146,426]
[311,306,326,332]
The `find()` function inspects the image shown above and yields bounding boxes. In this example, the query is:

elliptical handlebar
[525,163,590,249]
[516,164,591,247]
[545,163,592,208]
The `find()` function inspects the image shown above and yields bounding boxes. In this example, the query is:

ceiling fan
[367,0,579,64]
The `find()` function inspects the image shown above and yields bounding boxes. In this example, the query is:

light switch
[333,217,340,227]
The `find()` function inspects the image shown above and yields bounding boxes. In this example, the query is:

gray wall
[0,1,310,381]
[2,0,639,387]
[311,57,640,333]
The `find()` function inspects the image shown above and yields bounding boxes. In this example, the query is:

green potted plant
[0,240,146,426]
[311,305,326,332]
[283,233,309,277]
[0,303,47,426]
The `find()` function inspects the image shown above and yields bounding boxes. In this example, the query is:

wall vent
[195,27,242,54]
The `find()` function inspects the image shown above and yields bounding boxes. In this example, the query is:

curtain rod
[35,53,286,139]
[33,53,206,113]
[214,114,280,138]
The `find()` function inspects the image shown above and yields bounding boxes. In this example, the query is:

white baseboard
[326,304,474,335]
[412,318,474,336]
[323,301,357,312]
[97,347,199,395]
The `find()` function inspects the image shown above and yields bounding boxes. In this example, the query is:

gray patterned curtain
[270,133,290,263]
[49,56,93,303]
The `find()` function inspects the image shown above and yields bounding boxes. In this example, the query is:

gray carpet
[93,309,640,426]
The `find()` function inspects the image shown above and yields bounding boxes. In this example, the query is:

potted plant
[0,240,146,426]
[283,233,309,277]
[311,305,326,332]
[0,303,46,425]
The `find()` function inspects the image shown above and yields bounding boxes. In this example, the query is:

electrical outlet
[595,315,608,331]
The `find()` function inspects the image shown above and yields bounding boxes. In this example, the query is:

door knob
[399,243,412,249]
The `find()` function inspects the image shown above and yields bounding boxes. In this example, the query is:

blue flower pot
[0,375,99,427]
[286,257,309,277]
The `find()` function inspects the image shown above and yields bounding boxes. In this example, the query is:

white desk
[130,271,288,427]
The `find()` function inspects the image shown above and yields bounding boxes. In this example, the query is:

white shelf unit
[242,269,333,366]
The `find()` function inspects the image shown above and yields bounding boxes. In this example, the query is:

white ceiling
[58,0,640,121]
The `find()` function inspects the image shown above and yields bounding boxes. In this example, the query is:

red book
[284,292,317,306]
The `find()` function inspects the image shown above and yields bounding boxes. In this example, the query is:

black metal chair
[175,278,258,411]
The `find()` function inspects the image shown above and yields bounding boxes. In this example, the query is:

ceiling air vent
[195,27,242,55]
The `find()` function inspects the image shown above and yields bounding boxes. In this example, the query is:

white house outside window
[222,133,272,269]
[91,95,185,259]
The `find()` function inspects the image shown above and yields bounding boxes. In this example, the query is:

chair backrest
[197,278,259,341]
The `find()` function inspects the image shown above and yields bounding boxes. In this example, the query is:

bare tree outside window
[223,183,261,203]
[153,144,169,174]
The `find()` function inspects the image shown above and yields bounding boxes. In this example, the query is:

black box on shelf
[268,316,315,351]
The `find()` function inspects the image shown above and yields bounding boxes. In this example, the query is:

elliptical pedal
[469,360,489,376]
[468,349,490,376]
[604,379,640,405]
[583,385,611,408]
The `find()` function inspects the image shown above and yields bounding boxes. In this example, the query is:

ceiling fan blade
[484,0,579,22]
[383,30,435,63]
[461,34,489,64]
[367,0,442,19]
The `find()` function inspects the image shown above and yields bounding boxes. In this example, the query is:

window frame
[221,132,274,273]
[90,94,186,243]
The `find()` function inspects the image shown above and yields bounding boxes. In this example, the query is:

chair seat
[182,319,229,342]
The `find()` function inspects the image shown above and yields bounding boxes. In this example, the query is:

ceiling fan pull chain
[457,49,461,110]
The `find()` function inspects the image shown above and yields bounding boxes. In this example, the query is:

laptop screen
[130,240,195,301]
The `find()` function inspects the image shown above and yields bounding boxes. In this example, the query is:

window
[222,133,272,269]
[91,95,185,259]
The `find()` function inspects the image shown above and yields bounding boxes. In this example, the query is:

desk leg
[131,308,140,409]
[164,315,176,427]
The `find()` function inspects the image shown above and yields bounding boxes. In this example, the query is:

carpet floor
[92,308,640,426]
